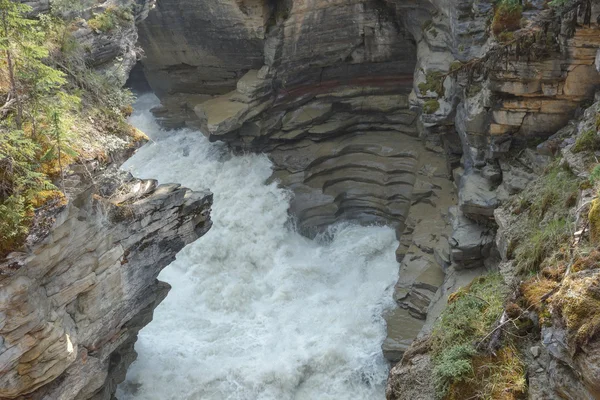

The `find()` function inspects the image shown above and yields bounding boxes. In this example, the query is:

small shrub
[87,6,132,33]
[423,99,440,114]
[433,344,476,395]
[88,11,116,32]
[492,0,523,36]
[0,195,31,255]
[572,129,600,153]
[498,30,515,43]
[431,273,507,398]
[447,345,527,400]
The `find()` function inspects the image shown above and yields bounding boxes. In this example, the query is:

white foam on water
[116,94,399,400]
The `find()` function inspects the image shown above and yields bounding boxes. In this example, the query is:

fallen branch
[0,97,16,118]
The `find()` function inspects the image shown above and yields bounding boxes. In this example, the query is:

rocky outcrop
[136,0,422,236]
[0,165,212,399]
[388,96,600,400]
[132,0,600,377]
[0,3,214,398]
[382,145,455,361]
[385,337,436,400]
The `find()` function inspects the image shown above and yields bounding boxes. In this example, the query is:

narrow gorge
[1,0,600,399]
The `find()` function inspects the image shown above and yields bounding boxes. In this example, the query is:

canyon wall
[2,2,213,399]
[0,166,212,400]
[135,0,600,397]
[3,0,600,398]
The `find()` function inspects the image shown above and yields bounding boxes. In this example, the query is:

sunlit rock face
[133,0,600,391]
[137,0,420,235]
[0,167,212,400]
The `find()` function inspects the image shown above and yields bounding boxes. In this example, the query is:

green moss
[88,6,133,33]
[450,61,463,72]
[572,129,600,153]
[553,273,600,350]
[431,273,507,398]
[498,30,515,43]
[418,71,445,96]
[423,99,440,114]
[588,198,600,245]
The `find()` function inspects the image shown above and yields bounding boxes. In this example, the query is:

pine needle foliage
[0,0,134,255]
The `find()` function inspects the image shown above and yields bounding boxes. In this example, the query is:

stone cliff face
[0,164,212,400]
[1,2,213,399]
[134,0,600,398]
[139,0,420,235]
[4,0,599,398]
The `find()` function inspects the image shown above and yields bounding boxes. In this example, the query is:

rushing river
[116,94,399,400]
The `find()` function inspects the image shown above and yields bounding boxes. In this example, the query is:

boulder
[449,206,494,269]
[458,170,499,218]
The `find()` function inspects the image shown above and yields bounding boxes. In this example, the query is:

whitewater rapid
[116,94,399,400]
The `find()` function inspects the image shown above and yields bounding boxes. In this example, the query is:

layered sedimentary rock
[0,166,212,399]
[135,0,600,371]
[0,3,215,399]
[138,0,420,234]
[381,144,455,361]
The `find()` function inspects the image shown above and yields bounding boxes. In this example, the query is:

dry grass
[571,249,600,273]
[447,344,527,400]
[520,277,559,312]
[551,272,600,351]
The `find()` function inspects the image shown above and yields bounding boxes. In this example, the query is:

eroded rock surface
[133,0,600,375]
[382,145,455,361]
[0,167,212,399]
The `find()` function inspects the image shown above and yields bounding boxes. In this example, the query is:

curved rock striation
[133,0,600,373]
[0,166,212,400]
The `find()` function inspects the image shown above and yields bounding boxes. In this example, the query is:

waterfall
[116,94,399,400]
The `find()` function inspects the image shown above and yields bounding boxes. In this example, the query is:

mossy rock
[573,129,600,153]
[423,99,440,114]
[588,198,600,244]
[418,71,445,96]
[552,272,600,350]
